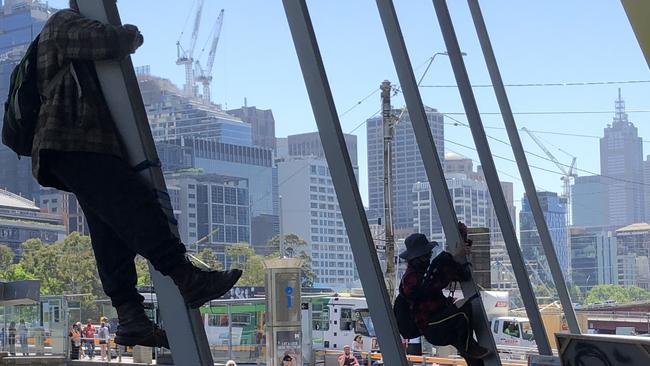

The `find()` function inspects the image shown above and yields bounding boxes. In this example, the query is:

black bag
[2,35,41,156]
[2,34,69,157]
[393,293,421,339]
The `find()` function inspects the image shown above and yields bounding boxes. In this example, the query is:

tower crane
[195,9,224,103]
[176,0,205,97]
[522,127,577,224]
[522,127,577,283]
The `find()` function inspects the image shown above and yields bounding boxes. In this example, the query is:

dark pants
[421,302,484,366]
[42,151,186,307]
[69,341,80,360]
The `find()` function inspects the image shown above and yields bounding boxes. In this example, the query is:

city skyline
[35,0,650,216]
[3,1,650,361]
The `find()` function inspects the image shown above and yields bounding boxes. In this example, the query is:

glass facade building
[165,172,250,263]
[139,74,252,146]
[278,157,357,288]
[0,1,55,200]
[367,107,444,231]
[156,138,278,251]
[520,191,569,282]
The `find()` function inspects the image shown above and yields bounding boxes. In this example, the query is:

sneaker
[170,259,243,308]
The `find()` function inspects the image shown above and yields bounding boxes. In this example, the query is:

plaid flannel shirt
[398,251,471,329]
[32,9,139,188]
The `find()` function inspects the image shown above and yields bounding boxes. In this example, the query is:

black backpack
[393,252,462,339]
[2,35,68,156]
[393,292,421,339]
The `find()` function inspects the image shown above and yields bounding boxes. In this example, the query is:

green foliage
[267,234,315,287]
[0,244,15,271]
[0,233,105,321]
[2,263,36,281]
[17,233,101,297]
[194,248,224,270]
[226,243,267,286]
[568,284,584,303]
[135,256,152,288]
[584,284,650,305]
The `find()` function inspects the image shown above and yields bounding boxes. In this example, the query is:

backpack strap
[42,63,75,99]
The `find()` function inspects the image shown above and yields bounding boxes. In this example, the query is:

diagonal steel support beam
[281,1,408,365]
[432,0,553,355]
[79,1,214,364]
[375,1,502,364]
[467,0,580,335]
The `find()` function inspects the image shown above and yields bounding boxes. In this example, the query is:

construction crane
[195,9,225,103]
[522,127,577,224]
[176,0,205,97]
[522,127,577,283]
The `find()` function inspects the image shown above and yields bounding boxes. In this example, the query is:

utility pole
[279,195,285,257]
[381,80,396,300]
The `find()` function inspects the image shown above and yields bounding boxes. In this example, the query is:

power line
[340,89,379,118]
[448,123,650,144]
[443,114,650,188]
[443,110,650,116]
[420,80,650,88]
[348,108,381,134]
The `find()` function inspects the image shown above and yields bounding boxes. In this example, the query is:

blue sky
[51,0,650,216]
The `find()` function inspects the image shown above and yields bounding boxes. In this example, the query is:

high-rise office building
[0,1,55,200]
[520,191,569,281]
[228,104,276,151]
[412,153,515,244]
[600,90,644,227]
[139,71,279,252]
[367,107,444,230]
[277,156,357,288]
[615,223,650,290]
[570,227,617,292]
[164,172,251,264]
[644,156,650,223]
[138,73,252,145]
[287,132,358,168]
[572,175,607,228]
[156,138,277,251]
[413,177,491,242]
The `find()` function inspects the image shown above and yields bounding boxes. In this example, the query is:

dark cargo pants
[421,301,484,366]
[41,150,186,307]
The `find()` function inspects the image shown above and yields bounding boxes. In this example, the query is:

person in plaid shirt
[398,222,489,365]
[31,0,242,349]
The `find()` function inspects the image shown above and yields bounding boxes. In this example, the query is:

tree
[194,248,224,270]
[0,244,14,272]
[1,263,35,281]
[584,284,650,305]
[568,284,584,304]
[267,234,316,287]
[135,256,152,288]
[16,233,104,320]
[226,243,267,286]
